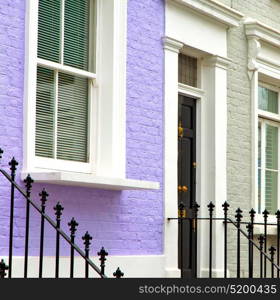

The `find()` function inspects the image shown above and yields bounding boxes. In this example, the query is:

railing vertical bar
[23,175,33,278]
[82,232,92,278]
[247,223,253,278]
[235,208,243,278]
[68,218,78,278]
[208,202,215,278]
[258,235,264,278]
[8,158,18,278]
[222,202,229,278]
[269,246,276,278]
[276,210,280,278]
[54,202,64,278]
[263,210,269,278]
[39,189,48,278]
[178,202,185,278]
[249,209,255,278]
[193,202,200,278]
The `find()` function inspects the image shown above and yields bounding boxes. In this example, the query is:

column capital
[203,55,232,70]
[162,36,184,53]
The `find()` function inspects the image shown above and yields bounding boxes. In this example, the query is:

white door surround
[163,0,243,277]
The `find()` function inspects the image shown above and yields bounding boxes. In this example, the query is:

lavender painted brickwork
[0,0,165,257]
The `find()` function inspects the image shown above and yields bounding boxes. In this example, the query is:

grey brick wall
[225,0,280,276]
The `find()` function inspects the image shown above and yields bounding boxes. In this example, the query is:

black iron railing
[0,149,123,278]
[169,201,280,278]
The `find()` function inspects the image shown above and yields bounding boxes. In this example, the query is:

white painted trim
[171,0,244,27]
[162,36,184,53]
[246,21,280,212]
[23,0,129,185]
[21,171,160,190]
[164,0,232,277]
[178,83,205,98]
[37,58,97,80]
[163,36,183,277]
[2,255,169,278]
[245,18,280,49]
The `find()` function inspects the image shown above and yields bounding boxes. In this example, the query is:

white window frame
[258,117,280,214]
[23,0,127,178]
[257,83,280,215]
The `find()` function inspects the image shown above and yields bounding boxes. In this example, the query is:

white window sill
[21,171,160,191]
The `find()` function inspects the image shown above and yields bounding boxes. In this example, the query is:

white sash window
[258,85,280,213]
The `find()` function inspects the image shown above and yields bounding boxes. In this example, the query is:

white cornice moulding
[162,36,184,53]
[203,55,232,70]
[21,171,160,191]
[171,0,244,27]
[245,18,280,79]
[244,18,280,49]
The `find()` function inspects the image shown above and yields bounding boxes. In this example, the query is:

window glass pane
[266,124,278,170]
[258,86,278,113]
[64,0,90,71]
[38,0,61,63]
[178,54,197,87]
[57,73,89,162]
[35,67,55,158]
[265,170,278,213]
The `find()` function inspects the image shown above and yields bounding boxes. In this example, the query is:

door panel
[178,95,197,278]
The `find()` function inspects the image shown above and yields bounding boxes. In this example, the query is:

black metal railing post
[269,246,276,278]
[249,208,256,278]
[276,210,280,278]
[208,201,215,278]
[247,222,253,278]
[98,247,108,276]
[68,218,79,278]
[235,208,243,278]
[263,209,269,278]
[0,259,9,278]
[178,202,185,278]
[258,235,265,278]
[113,267,124,278]
[54,202,64,278]
[222,201,229,278]
[23,174,33,278]
[39,189,48,278]
[8,157,18,278]
[192,201,200,278]
[82,231,92,278]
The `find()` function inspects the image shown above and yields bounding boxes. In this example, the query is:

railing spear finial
[113,267,124,278]
[98,247,108,276]
[24,174,34,198]
[0,259,9,278]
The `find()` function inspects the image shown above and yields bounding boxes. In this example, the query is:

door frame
[163,38,205,277]
[163,36,230,278]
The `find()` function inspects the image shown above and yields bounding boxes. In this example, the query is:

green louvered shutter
[35,0,91,163]
[35,67,55,158]
[64,0,90,70]
[57,73,88,162]
[38,0,61,63]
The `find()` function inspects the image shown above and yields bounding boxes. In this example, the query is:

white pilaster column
[163,37,183,277]
[199,55,231,277]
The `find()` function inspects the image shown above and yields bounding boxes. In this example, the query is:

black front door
[178,95,197,278]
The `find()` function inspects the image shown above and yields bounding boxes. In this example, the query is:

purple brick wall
[0,0,164,258]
